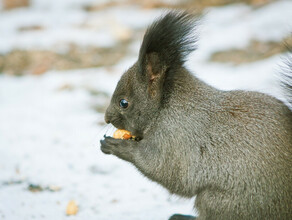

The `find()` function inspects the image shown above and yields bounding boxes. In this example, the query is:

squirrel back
[102,11,292,220]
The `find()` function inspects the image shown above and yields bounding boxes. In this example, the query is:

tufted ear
[145,52,167,98]
[138,11,198,99]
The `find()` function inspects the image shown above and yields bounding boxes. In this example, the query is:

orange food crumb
[113,129,134,140]
[66,200,78,216]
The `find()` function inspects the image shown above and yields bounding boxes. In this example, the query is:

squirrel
[100,11,292,220]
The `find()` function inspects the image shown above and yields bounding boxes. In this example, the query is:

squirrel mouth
[133,136,142,141]
[129,129,143,141]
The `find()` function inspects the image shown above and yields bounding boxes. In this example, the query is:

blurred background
[0,0,291,219]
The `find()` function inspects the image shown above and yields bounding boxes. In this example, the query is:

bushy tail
[280,50,292,110]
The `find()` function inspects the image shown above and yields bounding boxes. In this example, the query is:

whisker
[91,124,111,147]
[100,124,111,136]
[105,124,116,137]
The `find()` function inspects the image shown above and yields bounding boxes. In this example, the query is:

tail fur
[280,48,292,109]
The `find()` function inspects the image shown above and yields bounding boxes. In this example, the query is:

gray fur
[100,11,292,220]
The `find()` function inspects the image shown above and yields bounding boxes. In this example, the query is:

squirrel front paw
[100,136,137,162]
[100,136,118,155]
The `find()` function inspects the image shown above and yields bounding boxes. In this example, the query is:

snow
[0,3,163,53]
[196,0,292,60]
[189,55,284,98]
[0,0,291,220]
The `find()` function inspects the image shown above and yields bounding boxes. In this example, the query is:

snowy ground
[0,0,291,220]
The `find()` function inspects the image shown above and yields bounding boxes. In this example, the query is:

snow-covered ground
[0,0,291,220]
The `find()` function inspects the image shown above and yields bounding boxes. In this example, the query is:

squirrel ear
[145,52,167,98]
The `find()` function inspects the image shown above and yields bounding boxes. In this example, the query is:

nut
[113,129,134,140]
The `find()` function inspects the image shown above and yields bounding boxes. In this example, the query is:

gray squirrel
[100,11,292,220]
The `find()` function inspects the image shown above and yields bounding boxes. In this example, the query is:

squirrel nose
[104,111,111,124]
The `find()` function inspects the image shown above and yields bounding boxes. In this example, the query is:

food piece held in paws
[113,129,136,140]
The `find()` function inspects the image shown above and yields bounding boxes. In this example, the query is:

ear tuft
[139,11,199,74]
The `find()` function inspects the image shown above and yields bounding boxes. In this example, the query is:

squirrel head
[104,11,198,139]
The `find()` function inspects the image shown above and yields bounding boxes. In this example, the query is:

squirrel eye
[119,99,129,108]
